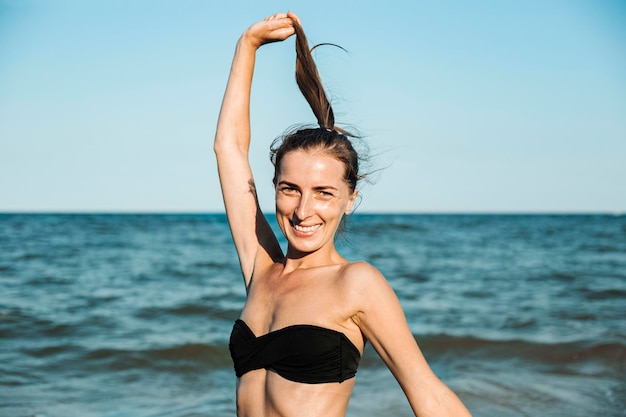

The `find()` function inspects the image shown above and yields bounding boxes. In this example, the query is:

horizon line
[1,210,623,216]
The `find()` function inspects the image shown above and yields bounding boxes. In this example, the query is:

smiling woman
[213,11,472,417]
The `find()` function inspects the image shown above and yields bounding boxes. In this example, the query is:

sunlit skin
[275,149,357,265]
[214,11,473,417]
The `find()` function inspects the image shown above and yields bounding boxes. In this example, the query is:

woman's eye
[280,187,298,194]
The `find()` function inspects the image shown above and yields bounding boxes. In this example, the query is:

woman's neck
[283,245,347,272]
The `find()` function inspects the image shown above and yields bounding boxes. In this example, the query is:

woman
[214,11,472,417]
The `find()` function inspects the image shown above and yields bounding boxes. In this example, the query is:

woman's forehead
[278,149,346,184]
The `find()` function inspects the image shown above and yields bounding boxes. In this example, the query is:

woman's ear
[345,188,358,214]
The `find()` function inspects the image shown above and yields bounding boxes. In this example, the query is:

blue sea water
[0,213,624,417]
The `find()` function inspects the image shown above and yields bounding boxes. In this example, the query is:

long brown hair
[293,21,336,130]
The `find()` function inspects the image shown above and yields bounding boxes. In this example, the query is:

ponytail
[292,21,337,131]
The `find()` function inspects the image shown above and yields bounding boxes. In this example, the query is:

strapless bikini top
[229,319,361,384]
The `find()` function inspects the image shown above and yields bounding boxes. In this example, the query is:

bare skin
[214,11,472,417]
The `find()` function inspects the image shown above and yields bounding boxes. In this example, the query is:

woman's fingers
[264,12,289,21]
[243,12,300,49]
[286,11,301,25]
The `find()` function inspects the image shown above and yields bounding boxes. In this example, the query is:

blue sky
[1,0,625,213]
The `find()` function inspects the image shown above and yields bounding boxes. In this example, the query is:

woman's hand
[241,12,300,49]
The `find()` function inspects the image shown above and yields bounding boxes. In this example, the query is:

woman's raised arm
[214,13,297,286]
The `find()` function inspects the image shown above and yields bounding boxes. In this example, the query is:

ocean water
[0,213,624,417]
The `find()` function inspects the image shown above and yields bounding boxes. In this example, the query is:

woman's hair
[270,19,362,194]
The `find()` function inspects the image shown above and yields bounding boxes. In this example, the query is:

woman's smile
[292,221,322,235]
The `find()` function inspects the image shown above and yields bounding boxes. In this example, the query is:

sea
[1,213,624,417]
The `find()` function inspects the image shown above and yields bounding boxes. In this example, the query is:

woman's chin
[287,237,323,257]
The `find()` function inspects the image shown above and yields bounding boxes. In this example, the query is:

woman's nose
[295,194,313,220]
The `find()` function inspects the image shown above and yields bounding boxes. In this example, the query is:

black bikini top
[229,319,361,384]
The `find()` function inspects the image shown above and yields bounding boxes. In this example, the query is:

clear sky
[1,0,625,213]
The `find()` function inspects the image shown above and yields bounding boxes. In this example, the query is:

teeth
[294,224,321,233]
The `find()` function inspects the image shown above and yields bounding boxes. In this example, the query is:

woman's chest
[241,267,351,332]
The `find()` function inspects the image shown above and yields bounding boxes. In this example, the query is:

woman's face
[275,148,357,257]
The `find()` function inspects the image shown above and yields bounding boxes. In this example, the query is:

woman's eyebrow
[313,185,339,191]
[277,180,299,187]
[278,181,338,191]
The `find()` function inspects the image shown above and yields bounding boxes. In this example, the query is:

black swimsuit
[229,319,361,384]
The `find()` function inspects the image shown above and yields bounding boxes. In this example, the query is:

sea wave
[362,334,625,369]
[19,342,234,375]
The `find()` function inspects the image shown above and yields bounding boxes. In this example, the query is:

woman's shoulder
[338,261,398,316]
[344,261,382,276]
[340,260,389,290]
[342,260,378,274]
